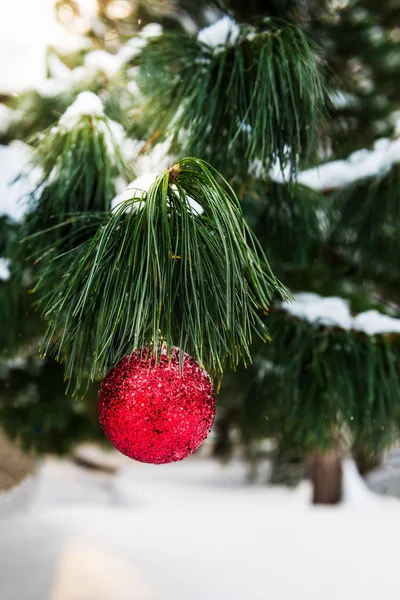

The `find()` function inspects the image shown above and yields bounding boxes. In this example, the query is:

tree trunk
[311,449,343,505]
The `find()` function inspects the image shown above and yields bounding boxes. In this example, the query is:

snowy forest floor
[0,452,400,600]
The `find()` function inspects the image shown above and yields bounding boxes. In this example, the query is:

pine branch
[219,307,400,454]
[31,158,290,395]
[138,19,327,177]
[261,311,400,451]
[18,111,132,261]
[0,358,102,454]
[242,180,328,269]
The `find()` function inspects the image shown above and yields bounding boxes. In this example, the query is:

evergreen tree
[1,0,400,503]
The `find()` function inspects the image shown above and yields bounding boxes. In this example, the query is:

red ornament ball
[98,348,216,464]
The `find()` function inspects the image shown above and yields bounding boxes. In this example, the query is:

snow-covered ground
[1,453,399,600]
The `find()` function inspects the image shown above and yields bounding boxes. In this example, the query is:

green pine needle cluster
[264,312,400,451]
[138,20,326,175]
[219,307,400,456]
[0,358,102,454]
[242,180,327,269]
[32,158,290,395]
[19,115,132,258]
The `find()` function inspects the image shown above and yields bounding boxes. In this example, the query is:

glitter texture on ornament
[98,348,216,464]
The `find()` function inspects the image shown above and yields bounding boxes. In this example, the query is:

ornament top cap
[166,164,180,184]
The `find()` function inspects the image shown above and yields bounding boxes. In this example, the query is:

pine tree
[1,0,400,502]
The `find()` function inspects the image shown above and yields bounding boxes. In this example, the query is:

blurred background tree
[1,0,400,504]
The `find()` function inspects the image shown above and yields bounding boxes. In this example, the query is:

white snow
[97,118,130,159]
[0,0,53,95]
[74,444,120,472]
[282,293,353,330]
[353,310,400,335]
[330,90,358,109]
[294,136,400,191]
[0,474,38,518]
[170,184,204,215]
[342,458,382,507]
[112,173,204,216]
[4,356,28,370]
[197,16,240,51]
[56,93,131,162]
[188,197,203,215]
[84,47,130,78]
[35,64,88,98]
[0,141,42,222]
[0,100,130,224]
[282,292,400,335]
[48,54,72,81]
[58,91,104,130]
[127,79,141,97]
[84,50,123,79]
[83,24,163,79]
[35,77,72,98]
[116,43,144,64]
[101,117,125,145]
[137,138,174,174]
[126,173,158,193]
[111,133,204,215]
[112,138,175,210]
[139,23,163,39]
[0,258,11,281]
[31,23,162,101]
[111,174,156,210]
[0,454,399,600]
[0,42,48,95]
[49,25,92,56]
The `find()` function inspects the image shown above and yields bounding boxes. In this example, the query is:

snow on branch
[112,173,204,216]
[111,174,157,210]
[82,24,162,79]
[58,91,105,130]
[281,293,400,335]
[56,91,134,162]
[197,16,240,52]
[292,137,400,192]
[112,138,173,211]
